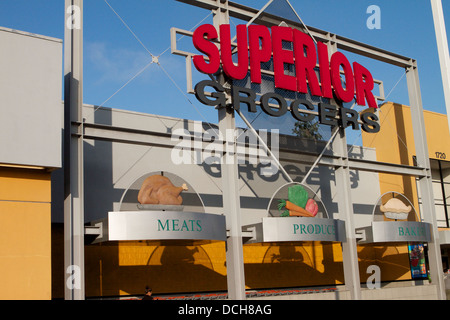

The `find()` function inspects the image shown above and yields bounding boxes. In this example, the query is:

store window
[430,159,450,228]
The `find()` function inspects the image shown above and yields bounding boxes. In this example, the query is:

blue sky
[1,0,450,128]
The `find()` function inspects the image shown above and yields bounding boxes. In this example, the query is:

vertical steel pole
[213,1,246,300]
[328,36,362,300]
[430,0,450,135]
[333,127,362,300]
[64,0,85,300]
[406,62,446,300]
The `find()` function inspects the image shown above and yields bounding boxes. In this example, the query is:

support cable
[104,0,155,58]
[285,0,317,44]
[347,70,410,156]
[88,2,219,136]
[236,109,294,183]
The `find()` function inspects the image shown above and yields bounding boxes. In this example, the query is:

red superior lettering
[192,24,377,109]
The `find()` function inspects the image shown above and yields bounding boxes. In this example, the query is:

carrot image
[285,200,305,212]
[278,199,314,217]
[288,209,313,217]
[277,185,319,218]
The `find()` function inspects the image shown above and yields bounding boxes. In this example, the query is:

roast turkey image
[137,175,188,205]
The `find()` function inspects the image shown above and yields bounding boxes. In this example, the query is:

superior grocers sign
[192,24,380,133]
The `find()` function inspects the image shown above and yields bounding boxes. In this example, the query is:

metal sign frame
[357,221,432,244]
[63,0,446,300]
[173,0,446,300]
[103,211,227,242]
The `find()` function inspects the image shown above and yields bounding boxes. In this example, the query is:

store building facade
[0,26,62,300]
[362,101,450,272]
[0,0,449,300]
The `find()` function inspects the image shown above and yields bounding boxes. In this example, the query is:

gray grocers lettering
[260,92,288,117]
[291,99,315,122]
[195,81,380,133]
[194,79,227,108]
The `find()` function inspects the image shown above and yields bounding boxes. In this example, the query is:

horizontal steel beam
[176,0,414,68]
[81,120,427,178]
[347,158,427,177]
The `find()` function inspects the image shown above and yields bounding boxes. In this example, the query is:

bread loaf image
[137,175,188,205]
